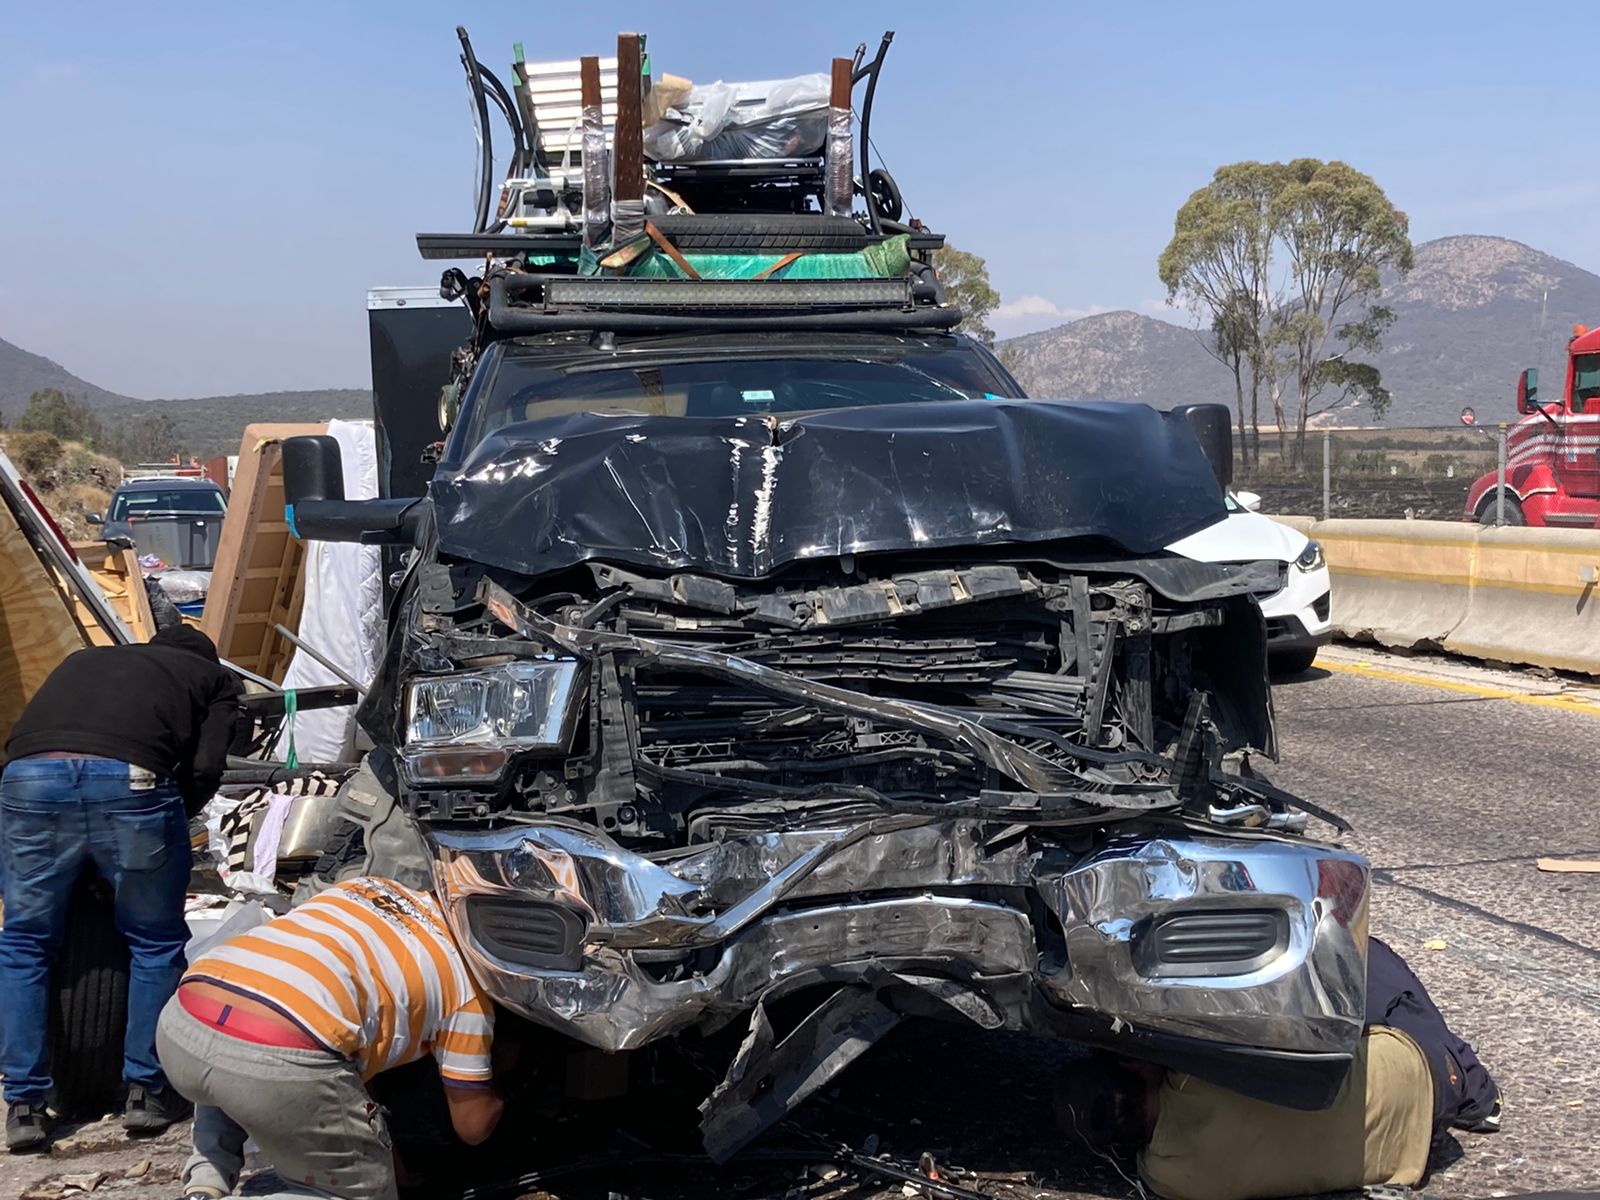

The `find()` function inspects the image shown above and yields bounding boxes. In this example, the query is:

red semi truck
[1464,325,1600,525]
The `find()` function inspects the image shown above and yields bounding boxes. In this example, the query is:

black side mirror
[1170,403,1234,490]
[86,511,104,526]
[1516,367,1539,414]
[282,435,426,545]
[283,435,345,505]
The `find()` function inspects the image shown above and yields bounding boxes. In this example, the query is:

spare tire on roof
[650,214,870,252]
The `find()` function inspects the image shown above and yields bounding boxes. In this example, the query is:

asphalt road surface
[1264,647,1600,1198]
[8,646,1599,1200]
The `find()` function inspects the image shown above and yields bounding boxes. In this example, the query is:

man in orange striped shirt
[155,877,506,1200]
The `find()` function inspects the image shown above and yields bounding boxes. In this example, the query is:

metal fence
[1232,425,1510,523]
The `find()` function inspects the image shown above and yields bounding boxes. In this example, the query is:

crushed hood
[432,399,1228,579]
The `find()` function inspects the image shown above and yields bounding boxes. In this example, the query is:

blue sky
[1,1,1591,399]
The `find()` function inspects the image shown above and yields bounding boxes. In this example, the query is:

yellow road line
[1319,658,1600,716]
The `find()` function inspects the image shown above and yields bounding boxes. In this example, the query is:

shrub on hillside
[8,430,63,478]
[61,482,114,541]
[16,389,104,446]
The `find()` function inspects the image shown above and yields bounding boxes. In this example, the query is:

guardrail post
[1322,431,1331,521]
[1496,424,1508,527]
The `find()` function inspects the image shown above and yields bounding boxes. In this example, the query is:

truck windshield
[468,349,1015,445]
[1575,353,1600,413]
[110,487,226,520]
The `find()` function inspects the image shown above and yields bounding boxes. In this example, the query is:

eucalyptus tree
[1160,159,1412,469]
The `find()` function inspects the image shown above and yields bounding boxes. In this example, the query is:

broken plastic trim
[465,579,1348,833]
[700,981,901,1163]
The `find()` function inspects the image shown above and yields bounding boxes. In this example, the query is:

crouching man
[1056,937,1500,1200]
[157,876,506,1200]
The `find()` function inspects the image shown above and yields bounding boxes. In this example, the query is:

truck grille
[630,618,1089,778]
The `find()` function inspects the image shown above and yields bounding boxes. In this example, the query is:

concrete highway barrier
[1268,517,1600,675]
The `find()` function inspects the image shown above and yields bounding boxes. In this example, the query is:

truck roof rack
[428,28,958,337]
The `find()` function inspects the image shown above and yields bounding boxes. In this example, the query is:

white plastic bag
[185,897,268,959]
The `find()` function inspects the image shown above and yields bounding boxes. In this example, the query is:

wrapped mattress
[644,74,831,162]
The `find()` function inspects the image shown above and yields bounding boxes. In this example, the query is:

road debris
[1423,938,1448,950]
[59,1173,106,1194]
[1536,857,1600,873]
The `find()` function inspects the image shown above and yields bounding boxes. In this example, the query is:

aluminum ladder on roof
[503,55,619,231]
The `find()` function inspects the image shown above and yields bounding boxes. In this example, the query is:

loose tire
[50,875,130,1118]
[309,817,368,886]
[867,168,903,223]
[649,213,869,252]
[1270,647,1319,677]
[1476,492,1525,526]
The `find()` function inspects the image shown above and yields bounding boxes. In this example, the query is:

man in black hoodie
[0,626,240,1150]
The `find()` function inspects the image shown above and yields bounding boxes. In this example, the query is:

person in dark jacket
[0,626,241,1151]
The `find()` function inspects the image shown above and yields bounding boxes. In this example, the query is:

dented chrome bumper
[425,819,1363,1062]
[429,819,1369,1058]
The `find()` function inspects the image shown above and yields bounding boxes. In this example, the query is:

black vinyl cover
[431,399,1228,579]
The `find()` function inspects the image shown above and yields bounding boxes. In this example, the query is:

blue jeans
[0,758,191,1104]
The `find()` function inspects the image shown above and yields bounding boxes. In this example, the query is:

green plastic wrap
[625,233,911,280]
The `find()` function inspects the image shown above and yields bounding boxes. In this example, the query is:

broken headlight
[403,661,583,783]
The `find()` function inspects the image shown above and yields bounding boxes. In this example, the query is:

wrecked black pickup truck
[279,27,1370,1160]
[285,334,1368,1159]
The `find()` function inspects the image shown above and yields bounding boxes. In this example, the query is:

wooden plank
[613,34,644,204]
[254,521,305,682]
[115,546,156,642]
[599,236,652,270]
[275,543,309,682]
[830,57,852,109]
[580,56,601,109]
[0,499,90,748]
[825,59,854,218]
[201,423,326,679]
[1537,858,1600,874]
[65,540,152,645]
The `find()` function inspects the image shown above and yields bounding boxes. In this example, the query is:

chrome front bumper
[430,818,1369,1057]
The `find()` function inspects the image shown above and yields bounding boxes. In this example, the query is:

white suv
[1167,491,1332,674]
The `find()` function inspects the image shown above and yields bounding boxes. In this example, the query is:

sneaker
[5,1102,49,1151]
[1462,1094,1503,1133]
[122,1083,192,1133]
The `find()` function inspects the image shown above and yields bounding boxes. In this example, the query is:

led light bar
[543,276,913,311]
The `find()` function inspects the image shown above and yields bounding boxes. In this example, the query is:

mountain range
[0,338,139,411]
[997,236,1600,427]
[0,337,374,456]
[2,235,1596,453]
